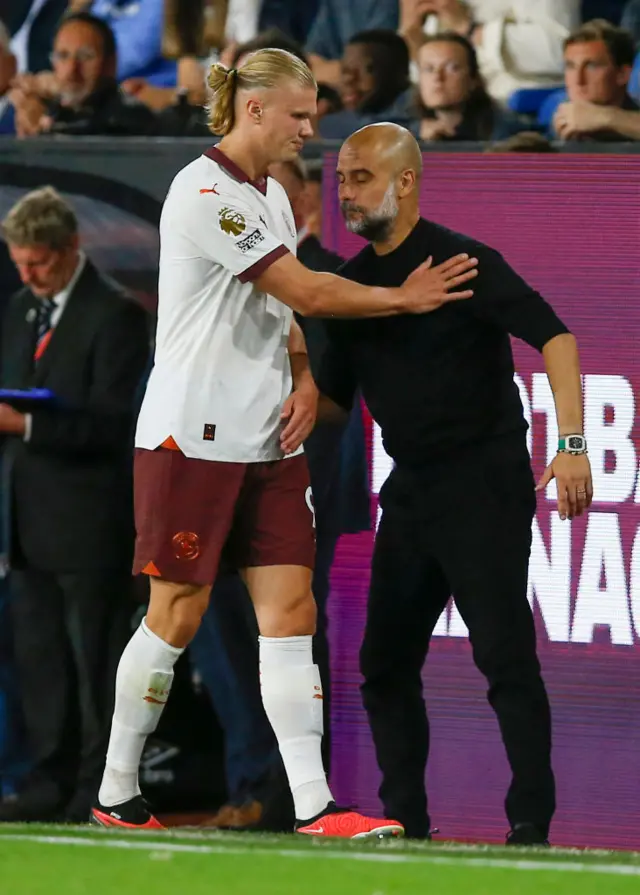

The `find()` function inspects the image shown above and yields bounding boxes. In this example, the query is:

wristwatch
[558,434,587,455]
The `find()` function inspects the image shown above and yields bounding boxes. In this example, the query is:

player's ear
[246,98,263,124]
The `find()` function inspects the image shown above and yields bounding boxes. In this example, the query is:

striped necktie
[34,297,56,361]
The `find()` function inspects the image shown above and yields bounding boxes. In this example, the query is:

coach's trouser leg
[360,507,450,840]
[99,580,210,807]
[434,457,556,838]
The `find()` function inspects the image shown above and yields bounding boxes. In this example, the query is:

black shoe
[91,795,164,830]
[63,791,97,825]
[0,781,65,823]
[506,823,550,847]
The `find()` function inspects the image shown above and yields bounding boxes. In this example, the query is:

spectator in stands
[8,12,158,137]
[305,0,398,88]
[0,21,16,134]
[156,28,342,137]
[0,187,149,823]
[621,0,640,47]
[400,0,580,104]
[485,130,558,151]
[319,30,414,139]
[73,0,178,87]
[413,34,526,142]
[553,19,640,141]
[259,0,321,46]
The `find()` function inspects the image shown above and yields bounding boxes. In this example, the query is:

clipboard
[0,389,57,411]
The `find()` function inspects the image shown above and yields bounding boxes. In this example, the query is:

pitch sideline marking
[2,834,640,877]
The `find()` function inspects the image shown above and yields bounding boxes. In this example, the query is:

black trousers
[360,437,556,839]
[10,568,132,811]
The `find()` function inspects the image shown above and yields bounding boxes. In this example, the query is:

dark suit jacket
[1,260,150,572]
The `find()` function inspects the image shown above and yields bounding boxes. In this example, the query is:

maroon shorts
[133,448,316,584]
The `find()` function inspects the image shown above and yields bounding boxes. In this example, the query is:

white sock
[259,635,333,821]
[98,618,183,807]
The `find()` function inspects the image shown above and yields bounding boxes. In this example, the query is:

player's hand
[536,452,593,520]
[400,253,478,314]
[280,386,318,455]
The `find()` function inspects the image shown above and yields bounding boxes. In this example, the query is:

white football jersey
[136,147,300,462]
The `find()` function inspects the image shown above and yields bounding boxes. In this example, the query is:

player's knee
[146,580,211,648]
[260,589,317,638]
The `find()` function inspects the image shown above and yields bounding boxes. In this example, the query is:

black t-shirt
[316,217,569,468]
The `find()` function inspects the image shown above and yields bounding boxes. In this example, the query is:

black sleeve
[29,299,151,456]
[468,248,570,351]
[314,322,358,412]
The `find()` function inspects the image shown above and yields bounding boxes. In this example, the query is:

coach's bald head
[337,123,422,248]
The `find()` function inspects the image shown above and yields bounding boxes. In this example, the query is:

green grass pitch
[1,825,640,895]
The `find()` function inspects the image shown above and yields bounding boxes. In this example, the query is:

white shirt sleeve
[173,181,290,283]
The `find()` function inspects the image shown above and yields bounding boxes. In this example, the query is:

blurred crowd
[0,0,638,144]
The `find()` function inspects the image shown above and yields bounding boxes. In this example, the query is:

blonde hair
[2,186,78,250]
[206,47,316,136]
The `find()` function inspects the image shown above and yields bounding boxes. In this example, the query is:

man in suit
[188,158,371,831]
[0,186,149,822]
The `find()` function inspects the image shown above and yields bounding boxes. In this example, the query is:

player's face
[418,41,475,110]
[337,145,399,242]
[8,241,79,297]
[564,40,630,105]
[261,83,317,162]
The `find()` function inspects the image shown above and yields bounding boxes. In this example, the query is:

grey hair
[2,187,79,250]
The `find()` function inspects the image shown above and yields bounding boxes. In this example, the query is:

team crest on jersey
[218,207,246,236]
[282,211,296,238]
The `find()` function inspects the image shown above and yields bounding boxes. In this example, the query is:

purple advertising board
[323,152,640,849]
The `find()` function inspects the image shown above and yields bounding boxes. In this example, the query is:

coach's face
[337,143,399,241]
[260,82,317,162]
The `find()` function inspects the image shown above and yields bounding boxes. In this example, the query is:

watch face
[568,436,584,450]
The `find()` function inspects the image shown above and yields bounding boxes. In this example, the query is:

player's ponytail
[207,63,238,135]
[206,48,316,136]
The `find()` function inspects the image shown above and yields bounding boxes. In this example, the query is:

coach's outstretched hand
[400,254,478,314]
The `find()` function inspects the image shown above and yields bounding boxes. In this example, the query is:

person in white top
[93,47,478,836]
[400,0,581,105]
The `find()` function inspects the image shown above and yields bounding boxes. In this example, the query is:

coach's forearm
[304,271,406,318]
[543,333,583,436]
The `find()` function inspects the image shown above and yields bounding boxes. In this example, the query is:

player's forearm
[289,350,317,395]
[305,272,406,318]
[542,333,583,436]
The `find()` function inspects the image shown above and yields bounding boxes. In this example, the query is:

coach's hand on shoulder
[536,453,593,521]
[400,254,478,314]
[280,385,318,455]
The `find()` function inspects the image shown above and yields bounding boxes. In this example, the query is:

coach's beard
[341,183,399,243]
